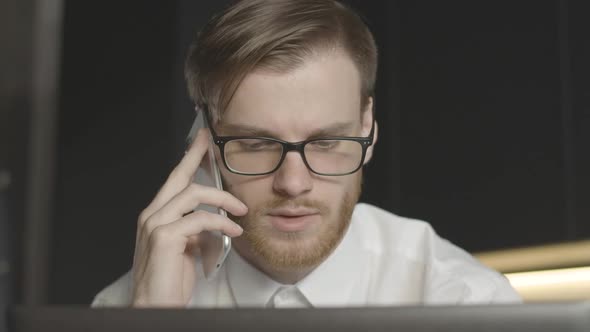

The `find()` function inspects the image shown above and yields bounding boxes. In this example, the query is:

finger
[143,183,248,235]
[172,211,243,238]
[138,184,247,266]
[142,129,211,221]
[147,184,248,231]
[149,211,243,252]
[133,129,210,268]
[136,208,241,280]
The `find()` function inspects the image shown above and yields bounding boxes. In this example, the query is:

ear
[362,97,378,165]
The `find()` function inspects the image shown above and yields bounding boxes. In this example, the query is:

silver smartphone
[187,110,231,280]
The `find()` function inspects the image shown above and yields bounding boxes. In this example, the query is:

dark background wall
[2,0,589,306]
[398,1,566,250]
[570,0,590,238]
[1,0,37,328]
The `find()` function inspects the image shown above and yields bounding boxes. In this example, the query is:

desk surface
[8,302,590,332]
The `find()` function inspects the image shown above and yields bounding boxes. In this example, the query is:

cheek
[322,178,356,207]
[305,177,357,221]
[220,171,272,207]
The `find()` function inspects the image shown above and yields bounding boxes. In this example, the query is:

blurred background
[1,0,589,322]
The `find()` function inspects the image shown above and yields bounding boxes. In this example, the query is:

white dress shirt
[92,203,521,307]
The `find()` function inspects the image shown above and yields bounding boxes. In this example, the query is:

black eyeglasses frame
[203,106,375,176]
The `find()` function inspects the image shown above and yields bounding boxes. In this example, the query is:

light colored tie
[269,286,311,308]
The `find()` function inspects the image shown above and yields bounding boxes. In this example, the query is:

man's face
[215,50,374,271]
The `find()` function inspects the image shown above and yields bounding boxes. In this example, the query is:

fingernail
[241,202,248,211]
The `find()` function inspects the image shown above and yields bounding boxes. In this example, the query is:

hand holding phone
[130,111,247,307]
[193,111,233,280]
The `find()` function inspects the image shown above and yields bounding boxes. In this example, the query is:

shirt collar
[226,207,366,307]
[226,248,282,307]
[296,216,366,306]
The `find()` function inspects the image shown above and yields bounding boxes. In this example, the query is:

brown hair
[184,0,378,121]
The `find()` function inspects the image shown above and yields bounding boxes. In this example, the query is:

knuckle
[137,209,150,226]
[179,184,200,207]
[141,223,153,242]
[141,214,157,234]
[149,226,174,247]
[186,211,212,231]
[191,210,208,220]
[187,182,203,194]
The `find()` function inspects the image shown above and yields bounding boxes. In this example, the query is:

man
[93,0,520,307]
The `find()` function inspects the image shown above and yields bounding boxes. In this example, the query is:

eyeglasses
[204,107,375,176]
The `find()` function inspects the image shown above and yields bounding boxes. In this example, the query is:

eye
[309,140,339,149]
[238,140,276,151]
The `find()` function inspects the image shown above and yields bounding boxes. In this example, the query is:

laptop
[7,302,590,332]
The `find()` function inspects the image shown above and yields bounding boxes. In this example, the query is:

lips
[267,207,320,232]
[268,207,319,218]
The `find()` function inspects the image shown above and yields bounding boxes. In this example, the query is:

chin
[249,224,340,270]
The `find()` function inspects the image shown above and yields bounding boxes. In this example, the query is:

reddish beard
[230,173,362,270]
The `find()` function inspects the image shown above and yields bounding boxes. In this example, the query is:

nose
[272,150,313,197]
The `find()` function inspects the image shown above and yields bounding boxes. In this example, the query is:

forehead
[221,50,362,137]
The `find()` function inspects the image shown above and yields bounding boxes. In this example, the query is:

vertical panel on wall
[0,187,11,332]
[50,1,178,304]
[399,1,565,251]
[0,0,34,312]
[569,0,590,239]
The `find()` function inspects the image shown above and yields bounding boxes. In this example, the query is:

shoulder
[91,271,133,307]
[351,203,440,260]
[351,203,521,304]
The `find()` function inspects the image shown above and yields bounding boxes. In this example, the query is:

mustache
[226,196,330,222]
[257,196,330,215]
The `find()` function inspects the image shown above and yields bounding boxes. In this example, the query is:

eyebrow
[216,122,357,138]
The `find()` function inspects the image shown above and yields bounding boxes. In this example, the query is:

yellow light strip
[474,240,590,273]
[505,266,590,302]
